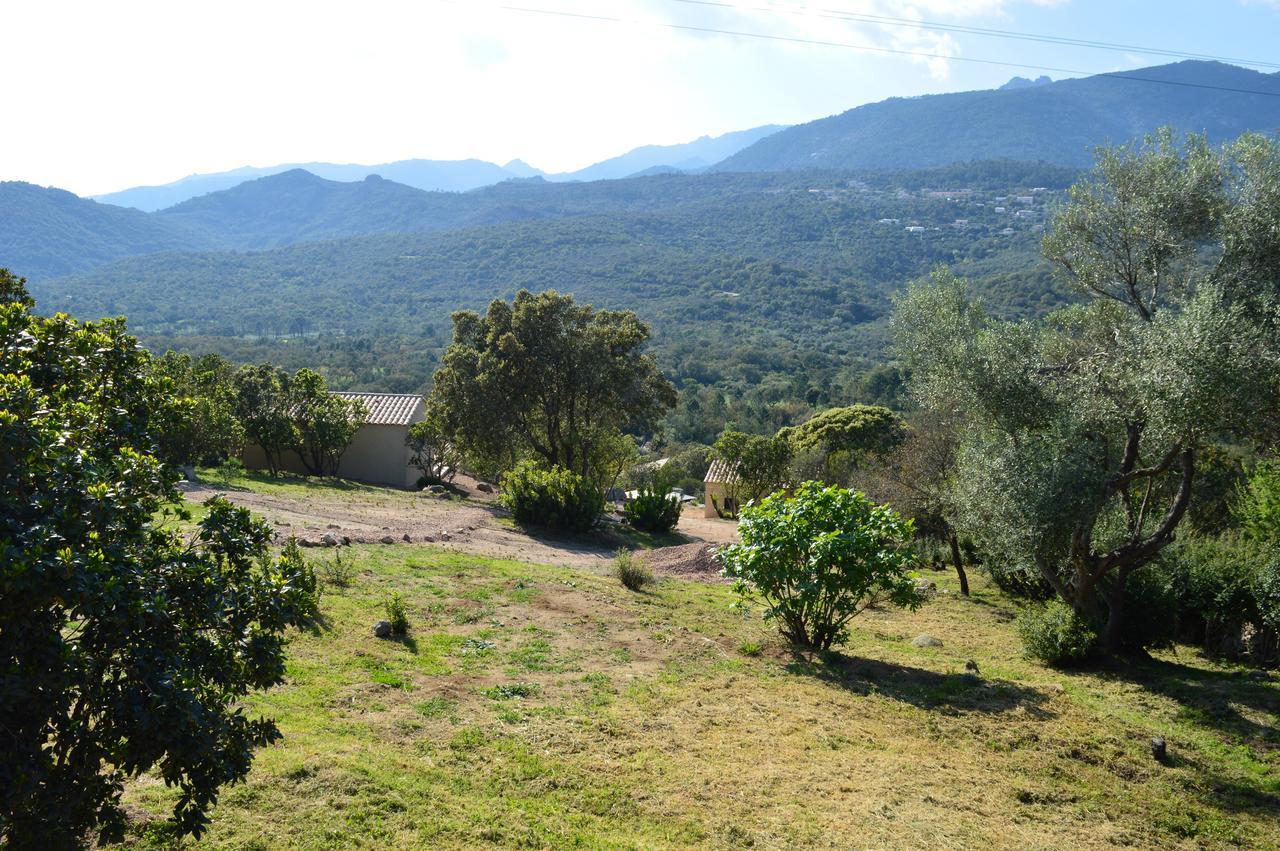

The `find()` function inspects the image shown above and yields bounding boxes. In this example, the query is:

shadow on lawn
[1100,656,1280,754]
[475,502,694,555]
[788,650,1054,716]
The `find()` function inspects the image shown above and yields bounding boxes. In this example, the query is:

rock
[439,532,451,541]
[402,533,412,542]
[321,533,340,547]
[912,634,944,648]
[341,536,353,546]
[355,537,368,544]
[297,538,321,548]
[914,579,937,595]
[965,660,980,674]
[380,535,396,545]
[422,535,435,543]
[427,484,447,495]
[1151,737,1167,763]
[326,523,340,529]
[476,482,494,493]
[373,620,392,638]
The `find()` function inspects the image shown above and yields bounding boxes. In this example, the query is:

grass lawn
[126,489,1279,848]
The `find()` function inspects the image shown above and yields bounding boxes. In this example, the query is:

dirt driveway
[181,477,739,568]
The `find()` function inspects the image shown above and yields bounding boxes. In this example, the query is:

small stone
[380,535,396,545]
[373,620,392,638]
[341,536,353,546]
[914,579,938,595]
[297,538,320,548]
[326,523,340,530]
[402,533,412,542]
[912,634,944,648]
[427,484,447,495]
[476,482,494,493]
[1151,737,1167,763]
[422,535,435,543]
[321,533,339,547]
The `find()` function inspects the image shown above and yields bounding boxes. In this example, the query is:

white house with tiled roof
[243,392,427,488]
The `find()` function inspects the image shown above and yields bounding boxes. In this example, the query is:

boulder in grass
[373,620,392,638]
[912,634,944,648]
[380,535,396,545]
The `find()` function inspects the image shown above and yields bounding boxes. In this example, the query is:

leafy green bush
[623,486,682,533]
[1016,601,1099,666]
[500,460,602,532]
[1159,534,1278,663]
[719,482,923,650]
[1237,459,1280,542]
[614,548,654,591]
[384,593,410,635]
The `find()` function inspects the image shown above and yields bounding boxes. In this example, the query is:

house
[243,392,426,488]
[703,458,740,518]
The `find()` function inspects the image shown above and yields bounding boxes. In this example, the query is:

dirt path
[181,479,738,568]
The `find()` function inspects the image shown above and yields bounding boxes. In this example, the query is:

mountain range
[716,61,1280,172]
[91,125,786,212]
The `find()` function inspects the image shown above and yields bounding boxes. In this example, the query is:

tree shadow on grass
[1096,656,1280,756]
[787,649,1055,717]
[473,503,694,557]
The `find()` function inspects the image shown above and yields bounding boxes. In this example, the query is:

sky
[1,0,1277,196]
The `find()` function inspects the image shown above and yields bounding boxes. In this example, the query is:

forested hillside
[718,61,1280,172]
[34,165,1070,439]
[0,181,212,279]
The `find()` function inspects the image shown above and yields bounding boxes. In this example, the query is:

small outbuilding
[702,458,740,518]
[243,392,426,488]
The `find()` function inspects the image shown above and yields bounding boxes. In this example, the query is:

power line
[483,2,1280,98]
[671,0,1280,71]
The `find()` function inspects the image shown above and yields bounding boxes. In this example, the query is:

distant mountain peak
[1000,75,1053,90]
[501,159,543,178]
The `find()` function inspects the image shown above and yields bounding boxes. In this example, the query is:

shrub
[1016,601,1099,666]
[623,486,682,533]
[718,482,923,651]
[1118,563,1178,651]
[385,593,410,635]
[614,548,654,591]
[321,547,357,588]
[500,460,602,532]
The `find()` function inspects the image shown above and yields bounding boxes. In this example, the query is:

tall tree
[867,411,970,596]
[709,430,793,517]
[233,364,297,475]
[0,270,317,844]
[781,404,906,485]
[290,368,366,477]
[894,132,1280,651]
[429,290,676,487]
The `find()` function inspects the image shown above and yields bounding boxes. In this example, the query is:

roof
[704,458,740,485]
[333,392,424,426]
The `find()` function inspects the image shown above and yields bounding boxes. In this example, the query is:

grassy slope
[130,483,1280,849]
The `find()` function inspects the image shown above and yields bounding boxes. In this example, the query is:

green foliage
[0,270,317,843]
[709,430,794,517]
[384,592,410,635]
[500,460,603,532]
[719,482,923,650]
[233,363,298,475]
[613,549,654,591]
[151,351,245,468]
[429,290,675,487]
[321,547,357,588]
[1159,534,1278,663]
[1015,601,1099,666]
[290,368,366,477]
[622,476,682,533]
[896,132,1280,651]
[783,404,906,460]
[406,414,458,485]
[1237,458,1280,542]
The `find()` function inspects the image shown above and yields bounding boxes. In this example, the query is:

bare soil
[181,475,738,568]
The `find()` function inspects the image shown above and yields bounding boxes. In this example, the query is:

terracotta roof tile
[333,392,424,426]
[704,458,740,484]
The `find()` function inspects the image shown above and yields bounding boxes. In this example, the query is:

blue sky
[1,0,1276,195]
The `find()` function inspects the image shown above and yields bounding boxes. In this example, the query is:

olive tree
[894,131,1280,651]
[0,271,318,844]
[719,482,923,650]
